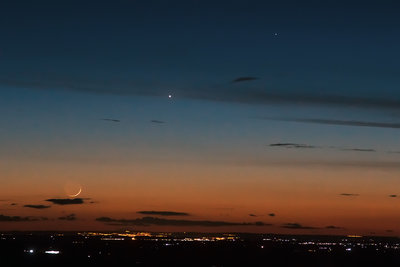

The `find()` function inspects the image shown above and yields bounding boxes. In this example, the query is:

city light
[45,250,60,255]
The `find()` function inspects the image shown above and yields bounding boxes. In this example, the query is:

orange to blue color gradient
[1,0,400,236]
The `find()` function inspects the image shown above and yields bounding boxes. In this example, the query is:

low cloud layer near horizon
[96,216,271,227]
[281,223,343,230]
[58,214,76,221]
[281,223,318,229]
[0,214,48,222]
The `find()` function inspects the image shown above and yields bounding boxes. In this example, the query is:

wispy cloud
[389,194,397,198]
[137,211,190,216]
[150,120,165,124]
[58,214,76,221]
[268,213,276,217]
[24,204,51,209]
[269,143,317,149]
[339,193,359,197]
[0,214,47,222]
[102,118,120,123]
[231,158,400,170]
[231,77,259,83]
[4,73,400,111]
[96,216,271,227]
[325,225,344,230]
[340,148,376,152]
[282,223,343,230]
[262,117,400,129]
[281,223,318,229]
[269,143,377,153]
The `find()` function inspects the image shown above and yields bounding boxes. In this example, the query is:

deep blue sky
[1,0,400,100]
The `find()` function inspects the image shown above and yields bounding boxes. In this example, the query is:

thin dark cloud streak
[230,158,400,170]
[325,225,344,229]
[102,118,120,123]
[269,143,375,152]
[137,211,190,216]
[281,223,318,229]
[0,76,165,97]
[24,204,51,209]
[262,117,400,129]
[150,120,165,124]
[269,143,317,149]
[96,216,271,227]
[282,223,342,230]
[269,142,379,154]
[0,214,47,222]
[231,77,259,83]
[340,148,376,152]
[189,90,400,111]
[3,75,400,111]
[340,193,359,197]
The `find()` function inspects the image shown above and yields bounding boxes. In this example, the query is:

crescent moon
[68,186,82,198]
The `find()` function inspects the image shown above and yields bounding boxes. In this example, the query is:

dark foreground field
[1,233,400,266]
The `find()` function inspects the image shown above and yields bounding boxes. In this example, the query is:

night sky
[1,0,400,235]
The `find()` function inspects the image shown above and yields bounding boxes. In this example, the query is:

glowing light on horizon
[45,250,60,254]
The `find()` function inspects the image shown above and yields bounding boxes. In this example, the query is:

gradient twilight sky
[1,0,400,235]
